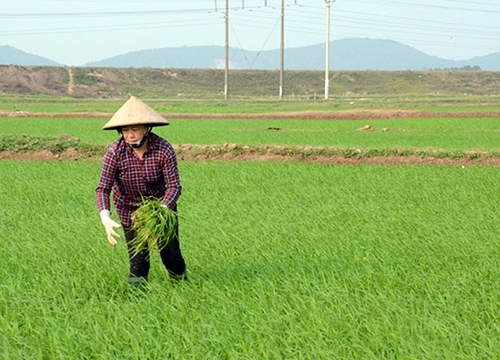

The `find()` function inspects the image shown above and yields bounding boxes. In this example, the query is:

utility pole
[279,0,284,100]
[324,0,334,100]
[224,0,229,100]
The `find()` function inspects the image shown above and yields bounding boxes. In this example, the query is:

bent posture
[95,96,187,288]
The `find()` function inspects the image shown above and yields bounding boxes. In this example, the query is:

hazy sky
[1,0,499,66]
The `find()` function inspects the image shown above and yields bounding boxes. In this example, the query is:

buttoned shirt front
[96,132,181,228]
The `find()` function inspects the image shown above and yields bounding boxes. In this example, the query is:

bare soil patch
[2,146,500,166]
[1,109,500,120]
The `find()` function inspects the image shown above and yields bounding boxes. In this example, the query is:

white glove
[100,210,121,246]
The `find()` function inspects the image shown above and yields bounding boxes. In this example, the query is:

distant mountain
[86,38,499,71]
[0,45,63,66]
[1,39,499,70]
[86,46,229,69]
[466,52,500,71]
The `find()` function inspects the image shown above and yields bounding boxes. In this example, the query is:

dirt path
[2,146,500,166]
[67,68,74,96]
[1,109,500,120]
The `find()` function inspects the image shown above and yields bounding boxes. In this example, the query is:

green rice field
[1,98,500,358]
[1,160,500,358]
[2,116,500,152]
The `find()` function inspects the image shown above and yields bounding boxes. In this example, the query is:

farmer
[95,96,187,288]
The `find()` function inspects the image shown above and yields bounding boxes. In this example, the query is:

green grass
[1,93,500,358]
[1,93,500,113]
[0,96,123,113]
[1,160,499,358]
[2,116,500,152]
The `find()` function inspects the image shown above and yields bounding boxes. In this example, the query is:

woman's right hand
[99,210,121,246]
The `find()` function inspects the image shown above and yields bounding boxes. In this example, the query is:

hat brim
[102,96,169,130]
[103,122,169,131]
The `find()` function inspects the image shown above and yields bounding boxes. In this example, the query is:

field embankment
[1,134,500,166]
[1,65,500,98]
[2,109,500,120]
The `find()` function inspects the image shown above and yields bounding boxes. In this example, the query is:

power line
[346,0,500,13]
[287,6,500,33]
[1,0,498,62]
[0,18,221,36]
[0,5,275,18]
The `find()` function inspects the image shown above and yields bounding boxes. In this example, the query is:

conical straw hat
[102,96,169,130]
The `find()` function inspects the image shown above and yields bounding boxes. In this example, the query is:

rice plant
[130,197,178,258]
[1,160,500,358]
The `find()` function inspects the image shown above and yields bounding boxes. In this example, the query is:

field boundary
[2,143,500,166]
[1,109,500,120]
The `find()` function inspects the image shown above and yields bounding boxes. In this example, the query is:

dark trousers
[124,225,186,280]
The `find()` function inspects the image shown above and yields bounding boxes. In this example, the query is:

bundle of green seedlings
[130,197,178,259]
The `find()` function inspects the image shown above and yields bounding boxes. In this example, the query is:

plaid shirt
[95,132,181,228]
